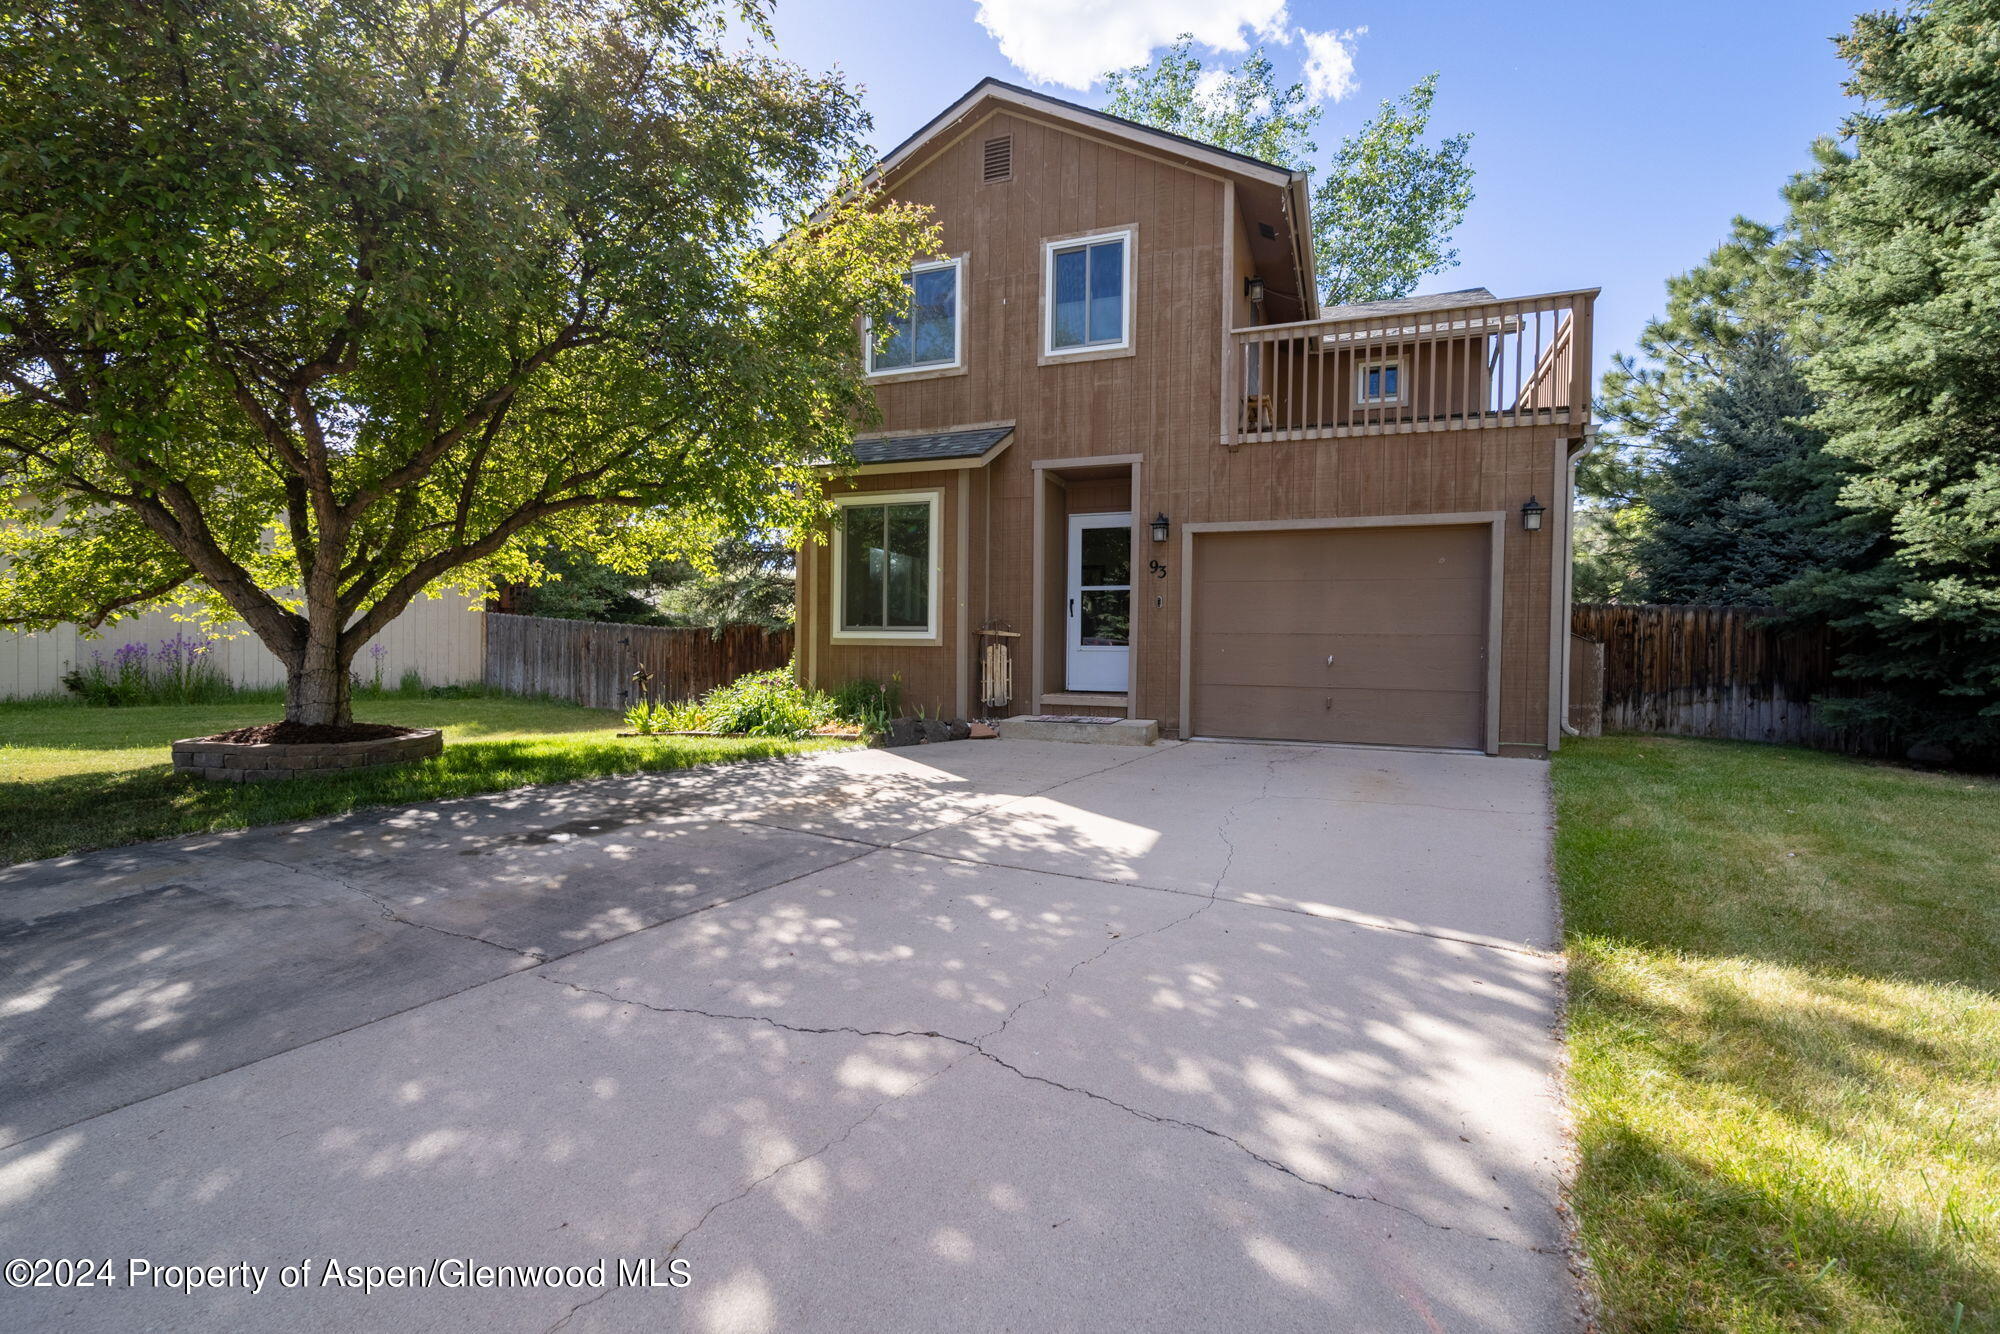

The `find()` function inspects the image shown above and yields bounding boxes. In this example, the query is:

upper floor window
[1044,229,1132,356]
[1356,359,1403,404]
[867,258,961,376]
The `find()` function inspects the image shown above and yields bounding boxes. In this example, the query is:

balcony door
[1065,513,1132,693]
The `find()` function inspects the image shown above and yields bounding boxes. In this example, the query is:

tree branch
[38,570,196,631]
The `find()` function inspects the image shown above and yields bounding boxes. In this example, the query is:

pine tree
[1633,331,1871,604]
[1780,0,2000,752]
[1581,216,1842,603]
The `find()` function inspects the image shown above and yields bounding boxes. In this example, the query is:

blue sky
[766,0,1864,379]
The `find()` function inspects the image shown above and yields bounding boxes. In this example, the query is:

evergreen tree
[509,535,793,630]
[1587,217,1822,506]
[1781,0,2000,751]
[655,536,795,632]
[1632,331,1869,604]
[1580,189,1878,592]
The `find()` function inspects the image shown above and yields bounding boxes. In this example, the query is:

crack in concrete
[539,996,970,1334]
[238,854,549,964]
[544,976,1547,1256]
[1,840,887,1156]
[1210,745,1301,902]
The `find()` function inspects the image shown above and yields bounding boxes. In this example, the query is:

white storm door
[1065,513,1132,693]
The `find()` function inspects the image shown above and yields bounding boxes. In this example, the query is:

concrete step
[994,715,1159,746]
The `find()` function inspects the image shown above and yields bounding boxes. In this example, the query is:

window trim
[1041,227,1135,359]
[864,257,965,381]
[829,488,944,644]
[1355,357,1408,406]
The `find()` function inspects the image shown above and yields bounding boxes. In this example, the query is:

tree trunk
[286,616,353,726]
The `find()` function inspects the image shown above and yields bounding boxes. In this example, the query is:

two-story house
[798,79,1596,756]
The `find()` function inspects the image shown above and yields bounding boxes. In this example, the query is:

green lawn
[0,692,849,865]
[1554,735,2000,1333]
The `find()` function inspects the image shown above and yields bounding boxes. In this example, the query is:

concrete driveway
[0,739,1571,1332]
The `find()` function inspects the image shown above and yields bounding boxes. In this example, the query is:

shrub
[698,668,822,736]
[623,665,835,737]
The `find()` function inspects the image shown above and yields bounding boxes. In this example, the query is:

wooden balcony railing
[1225,288,1596,447]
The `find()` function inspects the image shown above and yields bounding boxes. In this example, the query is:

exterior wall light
[1244,276,1266,305]
[1150,512,1170,543]
[1521,496,1546,532]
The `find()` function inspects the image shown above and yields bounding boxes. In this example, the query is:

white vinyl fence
[0,592,487,700]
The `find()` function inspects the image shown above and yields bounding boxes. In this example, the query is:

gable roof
[876,78,1299,188]
[862,77,1318,320]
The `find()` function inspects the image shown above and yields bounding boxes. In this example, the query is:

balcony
[1225,288,1596,447]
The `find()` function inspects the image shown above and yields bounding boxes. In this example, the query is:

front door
[1065,513,1132,693]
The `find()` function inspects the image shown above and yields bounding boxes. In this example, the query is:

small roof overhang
[818,424,1015,475]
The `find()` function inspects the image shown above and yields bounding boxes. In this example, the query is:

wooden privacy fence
[1570,602,1887,754]
[483,614,793,711]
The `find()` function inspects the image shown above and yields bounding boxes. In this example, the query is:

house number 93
[1147,559,1167,579]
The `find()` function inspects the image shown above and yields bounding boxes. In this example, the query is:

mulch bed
[198,721,423,746]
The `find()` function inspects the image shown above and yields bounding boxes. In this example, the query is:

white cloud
[1298,26,1365,102]
[972,0,1292,90]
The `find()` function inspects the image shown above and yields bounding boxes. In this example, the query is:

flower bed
[172,724,442,783]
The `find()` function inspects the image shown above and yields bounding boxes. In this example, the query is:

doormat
[1019,714,1119,724]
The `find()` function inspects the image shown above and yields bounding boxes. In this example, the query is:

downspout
[1559,429,1597,737]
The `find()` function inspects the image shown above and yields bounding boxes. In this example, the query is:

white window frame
[864,258,964,378]
[1041,227,1134,358]
[829,489,943,643]
[1355,357,1407,405]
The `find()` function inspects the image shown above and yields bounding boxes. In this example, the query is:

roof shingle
[850,425,1013,466]
[1315,287,1498,321]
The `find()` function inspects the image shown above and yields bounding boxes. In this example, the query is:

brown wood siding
[808,468,962,717]
[804,101,1571,747]
[1190,527,1488,747]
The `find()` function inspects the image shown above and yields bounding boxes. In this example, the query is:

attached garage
[1187,521,1499,751]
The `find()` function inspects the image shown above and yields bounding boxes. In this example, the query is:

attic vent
[982,135,1013,183]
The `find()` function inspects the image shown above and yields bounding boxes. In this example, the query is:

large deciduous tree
[1102,37,1474,306]
[0,0,932,725]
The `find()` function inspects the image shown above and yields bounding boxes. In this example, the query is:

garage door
[1190,524,1490,749]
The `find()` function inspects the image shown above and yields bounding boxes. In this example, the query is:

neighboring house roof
[1315,287,1499,321]
[851,425,1015,468]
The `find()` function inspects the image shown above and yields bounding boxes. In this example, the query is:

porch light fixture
[1244,276,1266,305]
[1520,496,1546,532]
[1150,512,1170,543]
